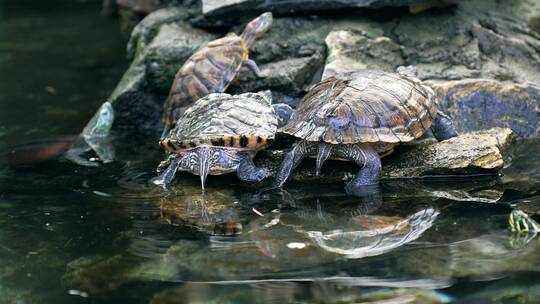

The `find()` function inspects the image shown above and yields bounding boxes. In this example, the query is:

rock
[230,54,324,97]
[62,255,138,293]
[255,128,515,183]
[322,30,405,79]
[109,8,216,130]
[201,0,458,18]
[312,1,540,85]
[428,79,540,138]
[382,128,514,178]
[106,0,540,134]
[117,0,164,14]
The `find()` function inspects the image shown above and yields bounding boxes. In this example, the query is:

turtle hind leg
[269,140,314,189]
[152,155,182,188]
[242,59,268,78]
[236,153,271,182]
[335,144,381,191]
[431,110,458,141]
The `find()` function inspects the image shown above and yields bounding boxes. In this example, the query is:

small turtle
[154,91,278,190]
[160,12,273,139]
[271,66,457,193]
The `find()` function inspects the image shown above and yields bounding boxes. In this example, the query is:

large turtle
[271,66,457,193]
[160,12,273,139]
[154,91,278,190]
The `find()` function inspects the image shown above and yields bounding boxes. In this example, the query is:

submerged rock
[256,128,515,183]
[428,79,540,138]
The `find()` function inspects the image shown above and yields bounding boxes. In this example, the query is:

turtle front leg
[335,144,382,189]
[236,153,271,182]
[270,140,314,189]
[431,110,458,141]
[152,154,182,188]
[243,59,268,78]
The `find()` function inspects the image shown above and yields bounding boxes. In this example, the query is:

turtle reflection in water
[509,209,540,247]
[159,190,243,236]
[160,12,273,139]
[271,66,457,194]
[295,207,439,259]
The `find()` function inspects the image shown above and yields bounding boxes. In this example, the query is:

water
[2,1,540,303]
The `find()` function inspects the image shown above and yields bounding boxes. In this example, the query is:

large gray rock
[255,128,515,183]
[428,79,540,138]
[322,30,404,79]
[322,5,540,84]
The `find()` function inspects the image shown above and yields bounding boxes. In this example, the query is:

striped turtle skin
[270,66,457,193]
[154,91,278,191]
[160,12,273,139]
[282,69,438,145]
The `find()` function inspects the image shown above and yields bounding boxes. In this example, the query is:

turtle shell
[161,33,249,128]
[161,92,277,152]
[282,70,438,144]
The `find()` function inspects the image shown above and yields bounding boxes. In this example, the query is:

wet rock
[62,255,138,293]
[151,284,452,304]
[428,79,540,138]
[382,128,514,178]
[256,128,515,183]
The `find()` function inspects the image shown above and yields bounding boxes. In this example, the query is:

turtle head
[83,101,114,139]
[241,12,273,48]
[179,146,239,192]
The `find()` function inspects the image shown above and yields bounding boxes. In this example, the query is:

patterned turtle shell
[161,12,273,133]
[160,92,278,152]
[161,33,248,128]
[282,70,438,144]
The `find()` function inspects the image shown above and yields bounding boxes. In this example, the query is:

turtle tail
[198,147,212,191]
[315,143,332,176]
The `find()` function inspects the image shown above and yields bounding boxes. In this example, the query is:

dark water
[2,1,540,303]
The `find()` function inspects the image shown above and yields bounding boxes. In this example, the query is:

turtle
[271,66,458,193]
[160,12,273,139]
[153,91,278,190]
